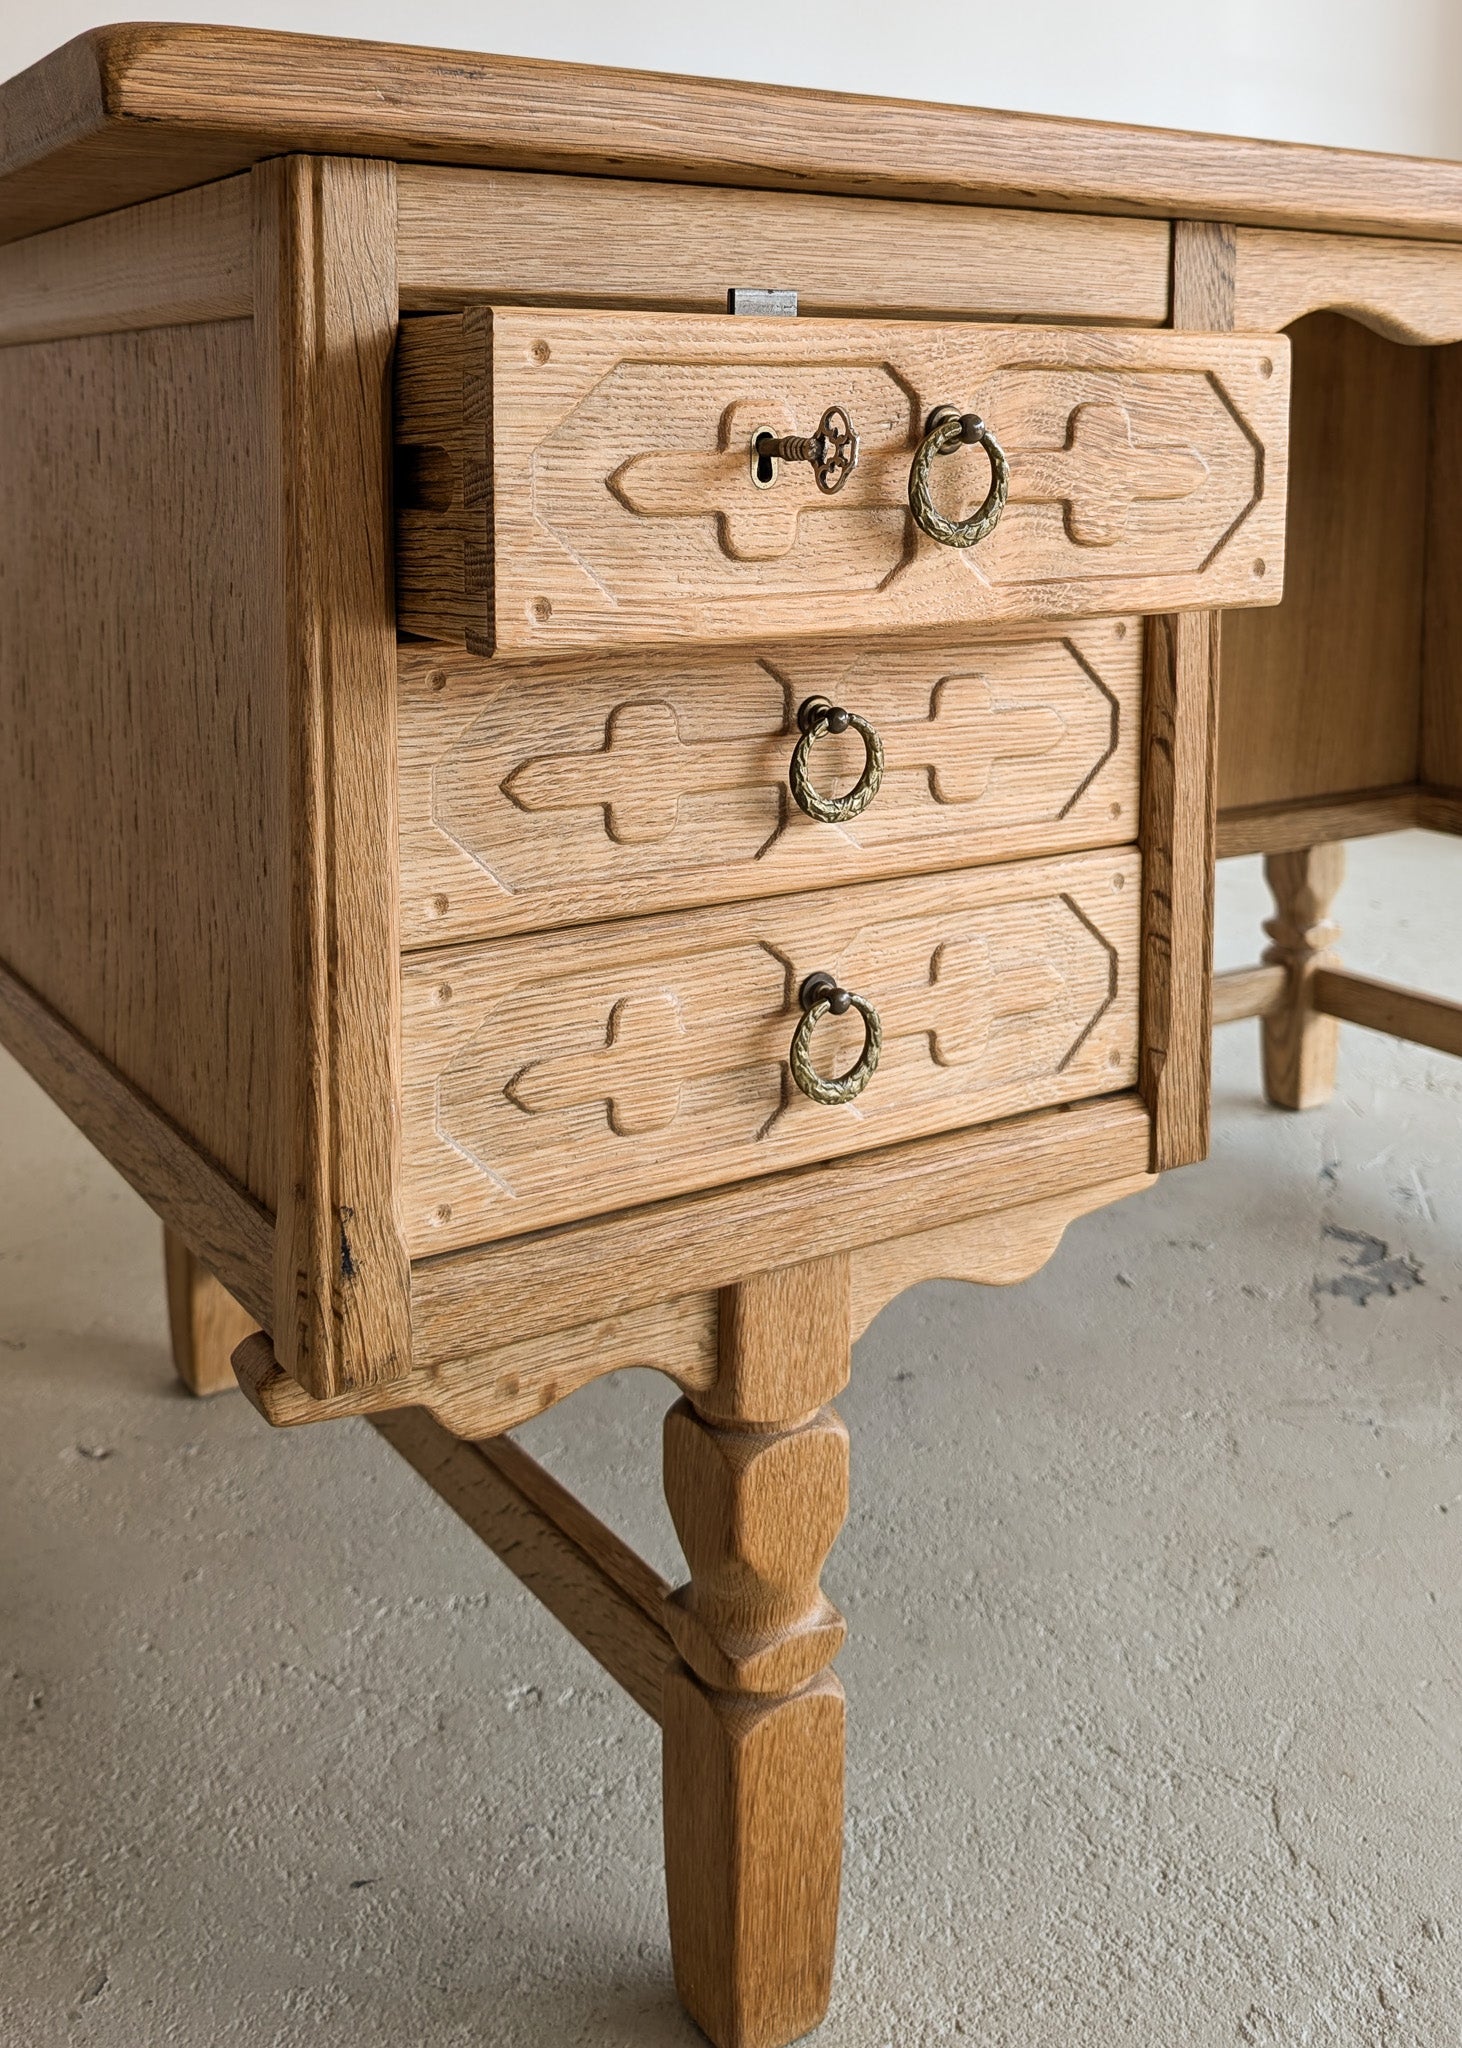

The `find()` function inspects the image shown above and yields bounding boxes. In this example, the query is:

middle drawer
[400,620,1138,948]
[400,848,1139,1254]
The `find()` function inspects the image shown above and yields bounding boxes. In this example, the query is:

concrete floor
[2,829,1460,2047]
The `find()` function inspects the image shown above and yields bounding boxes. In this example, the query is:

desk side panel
[0,316,287,1212]
[1423,343,1462,802]
[1219,311,1427,811]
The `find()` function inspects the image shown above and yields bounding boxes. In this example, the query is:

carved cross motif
[503,672,1073,847]
[603,392,1208,563]
[923,674,1064,805]
[1011,402,1209,546]
[507,992,686,1134]
[924,936,1067,1066]
[503,701,723,844]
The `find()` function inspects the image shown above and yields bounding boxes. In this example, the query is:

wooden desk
[0,27,1456,2046]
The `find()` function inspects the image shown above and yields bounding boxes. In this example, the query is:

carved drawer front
[399,620,1139,948]
[395,305,1289,655]
[400,849,1139,1253]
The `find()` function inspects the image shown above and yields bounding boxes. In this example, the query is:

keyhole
[750,428,779,489]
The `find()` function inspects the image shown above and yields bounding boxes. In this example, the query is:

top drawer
[396,306,1289,656]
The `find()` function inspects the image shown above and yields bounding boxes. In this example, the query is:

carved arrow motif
[610,398,850,562]
[924,935,1068,1067]
[507,992,687,1135]
[920,676,1063,805]
[1008,401,1209,546]
[503,701,705,844]
[503,676,1067,846]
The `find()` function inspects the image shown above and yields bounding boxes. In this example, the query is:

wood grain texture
[253,157,413,1399]
[1141,224,1231,1170]
[396,307,1288,655]
[664,1667,844,2048]
[665,1400,849,1696]
[849,1170,1155,1335]
[0,959,274,1326]
[1149,221,1231,1159]
[1220,313,1429,811]
[165,1228,258,1396]
[1260,845,1345,1110]
[1140,611,1219,1170]
[0,316,285,1212]
[236,1157,1157,1434]
[1169,219,1236,331]
[1311,967,1462,1058]
[233,1168,1161,1432]
[1417,788,1462,835]
[1211,963,1287,1026]
[1422,345,1462,797]
[1216,787,1424,859]
[401,850,1141,1251]
[398,622,1141,949]
[408,1092,1153,1358]
[238,1292,719,1437]
[367,1403,674,1721]
[663,1252,851,2048]
[0,175,250,348]
[396,164,1170,323]
[237,1174,1162,1432]
[1232,227,1462,341]
[704,1256,851,1431]
[12,25,1462,248]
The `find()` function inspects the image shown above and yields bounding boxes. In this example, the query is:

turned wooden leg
[1261,844,1345,1110]
[662,1254,852,2048]
[163,1228,258,1396]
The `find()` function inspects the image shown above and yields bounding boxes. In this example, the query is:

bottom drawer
[401,849,1140,1254]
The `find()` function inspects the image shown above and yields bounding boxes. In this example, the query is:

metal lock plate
[726,288,799,317]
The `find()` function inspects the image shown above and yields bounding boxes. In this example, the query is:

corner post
[252,155,413,1399]
[1140,219,1236,1170]
[662,1253,852,2048]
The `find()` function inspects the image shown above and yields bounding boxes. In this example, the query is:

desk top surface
[4,21,1462,252]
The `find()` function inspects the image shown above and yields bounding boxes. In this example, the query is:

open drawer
[395,306,1290,655]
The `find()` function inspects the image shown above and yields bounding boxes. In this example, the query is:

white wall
[1,0,1460,161]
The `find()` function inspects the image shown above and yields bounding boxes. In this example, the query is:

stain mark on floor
[1315,1224,1424,1307]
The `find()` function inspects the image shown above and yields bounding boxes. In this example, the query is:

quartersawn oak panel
[0,318,284,1208]
[397,165,1171,325]
[12,24,1462,250]
[408,1093,1153,1355]
[0,957,274,1325]
[1231,227,1462,344]
[253,155,414,1399]
[1220,311,1428,810]
[400,849,1139,1252]
[398,620,1139,949]
[0,173,251,348]
[1423,342,1462,798]
[395,307,1289,656]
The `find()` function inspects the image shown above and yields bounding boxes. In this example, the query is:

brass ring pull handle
[789,696,885,824]
[789,972,883,1106]
[753,405,860,494]
[908,404,1010,549]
